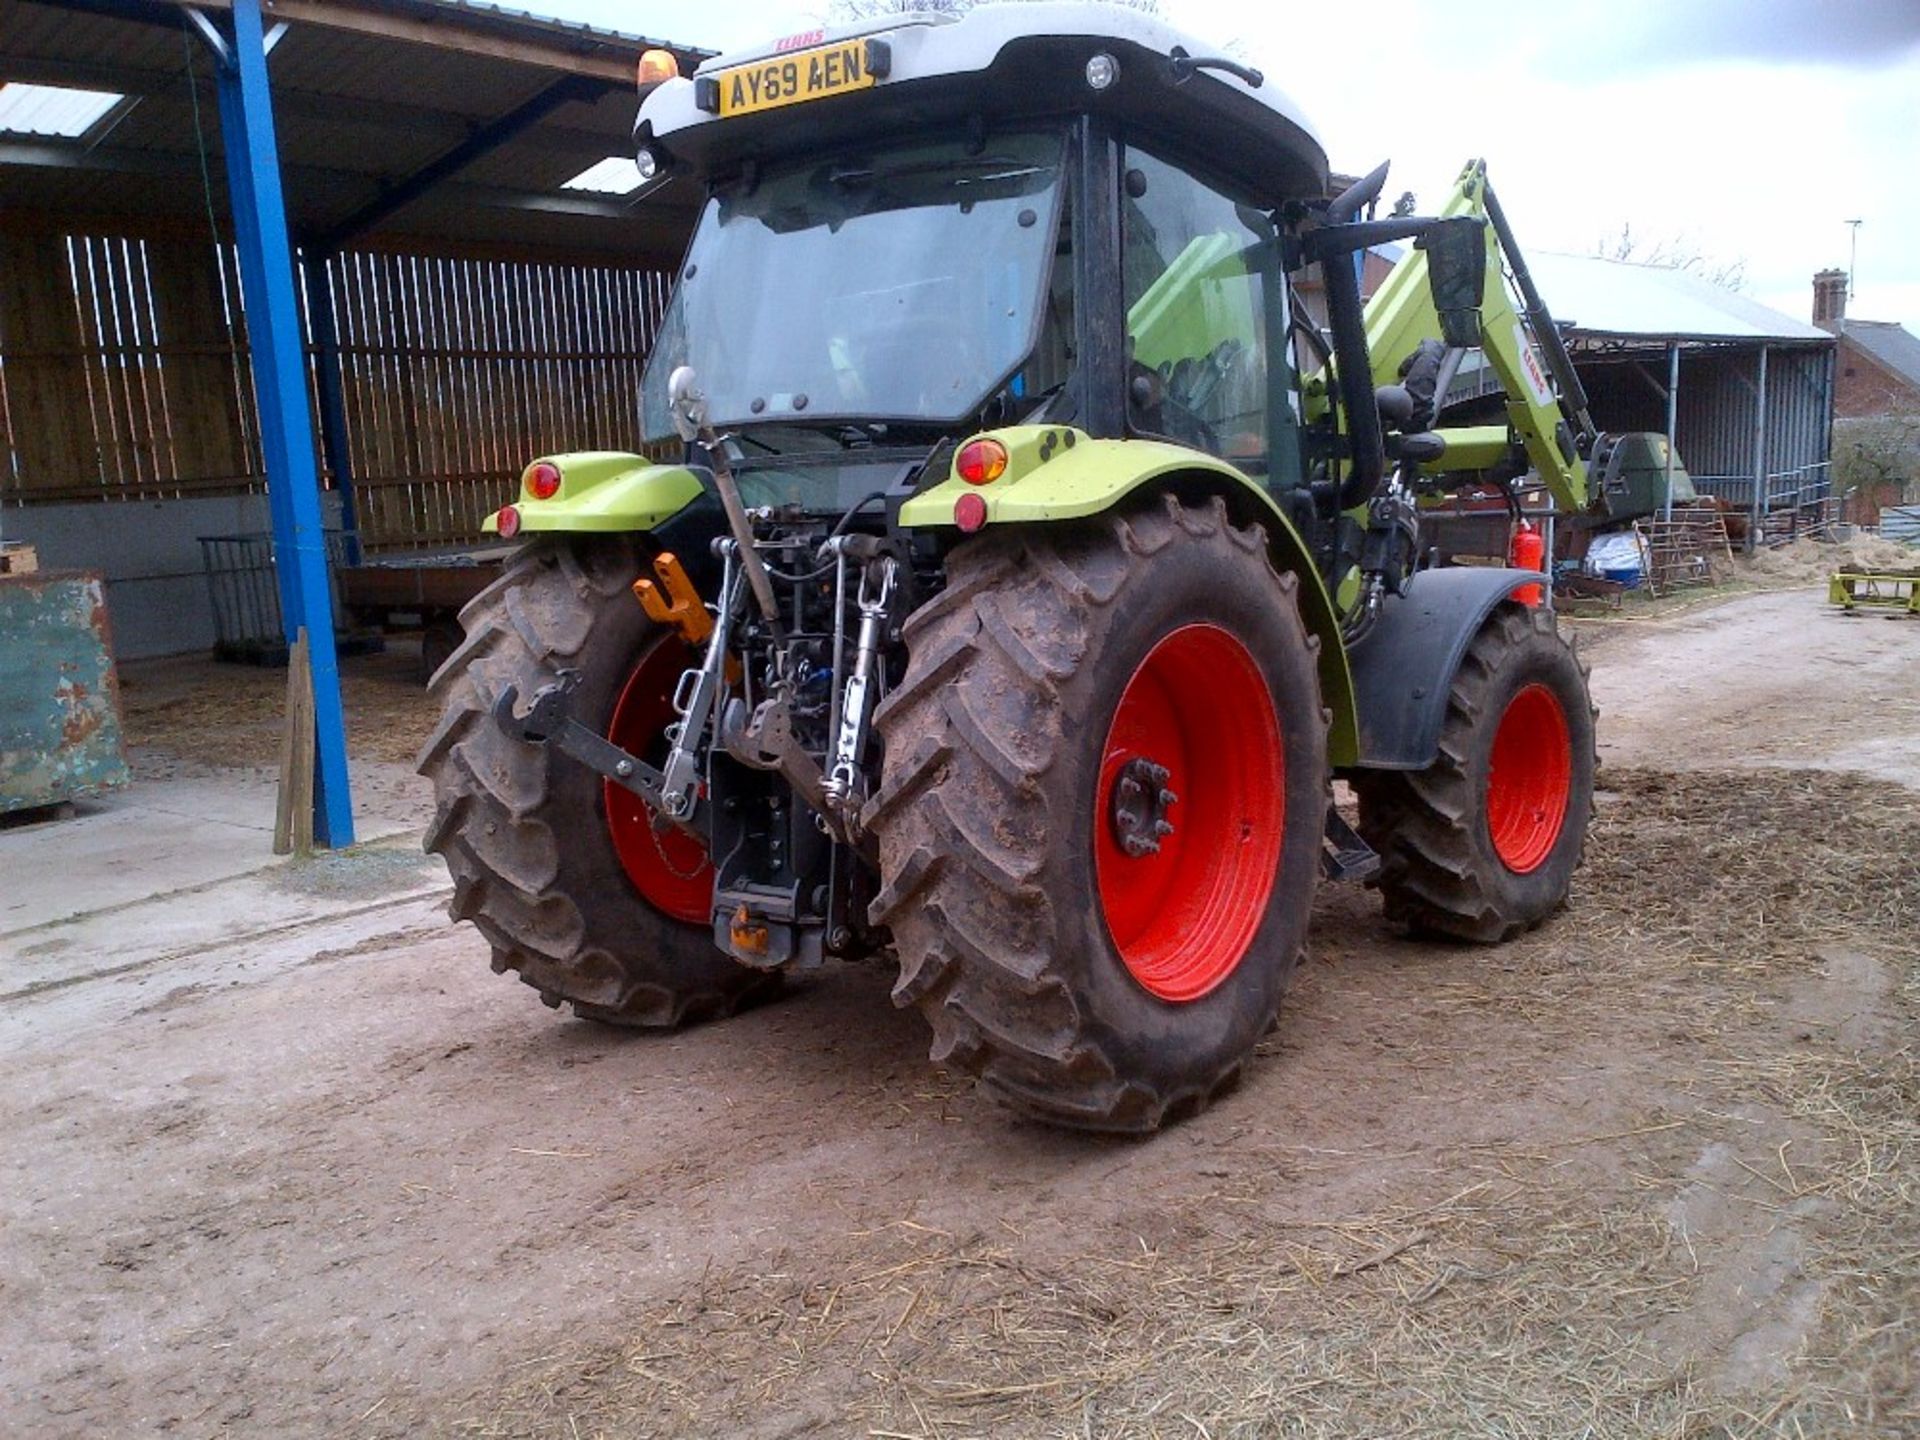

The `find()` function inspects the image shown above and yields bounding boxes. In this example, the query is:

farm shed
[1,0,709,843]
[1443,254,1836,539]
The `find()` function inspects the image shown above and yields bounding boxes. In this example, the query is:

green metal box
[1,571,131,813]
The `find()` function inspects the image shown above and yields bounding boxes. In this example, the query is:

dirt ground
[4,581,1918,1438]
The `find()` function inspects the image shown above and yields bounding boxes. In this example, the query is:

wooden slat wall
[0,234,97,496]
[0,234,674,551]
[321,251,670,550]
[150,239,254,486]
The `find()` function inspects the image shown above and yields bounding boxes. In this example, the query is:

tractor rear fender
[480,452,703,535]
[899,427,1359,766]
[1342,566,1543,771]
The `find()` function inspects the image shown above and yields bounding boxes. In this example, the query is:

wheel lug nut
[1153,819,1174,837]
[1157,787,1178,807]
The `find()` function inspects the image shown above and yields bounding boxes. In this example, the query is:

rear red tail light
[525,462,562,500]
[954,491,988,533]
[955,438,1009,485]
[496,504,522,538]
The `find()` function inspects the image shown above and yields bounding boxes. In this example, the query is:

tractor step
[1322,807,1381,883]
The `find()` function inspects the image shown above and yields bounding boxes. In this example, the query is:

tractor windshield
[640,128,1067,437]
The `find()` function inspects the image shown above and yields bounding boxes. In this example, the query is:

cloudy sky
[531,0,1920,334]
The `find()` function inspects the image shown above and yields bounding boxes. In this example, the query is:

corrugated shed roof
[409,0,715,58]
[0,0,709,263]
[1528,252,1832,344]
[1838,319,1920,390]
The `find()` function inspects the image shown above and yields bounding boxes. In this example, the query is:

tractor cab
[630,3,1331,513]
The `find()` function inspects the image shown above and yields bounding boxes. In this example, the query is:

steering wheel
[1157,381,1220,454]
[1173,338,1245,414]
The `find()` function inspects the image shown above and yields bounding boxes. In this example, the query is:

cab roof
[636,2,1328,203]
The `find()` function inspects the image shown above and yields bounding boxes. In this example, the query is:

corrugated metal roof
[1529,252,1832,344]
[418,0,715,59]
[0,0,708,263]
[1838,319,1920,390]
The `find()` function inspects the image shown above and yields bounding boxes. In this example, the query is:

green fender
[481,452,703,535]
[900,426,1359,765]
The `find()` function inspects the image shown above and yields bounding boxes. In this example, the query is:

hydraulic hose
[1323,245,1386,511]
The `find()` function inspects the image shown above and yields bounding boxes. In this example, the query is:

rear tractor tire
[417,535,779,1026]
[869,495,1329,1133]
[1353,603,1596,942]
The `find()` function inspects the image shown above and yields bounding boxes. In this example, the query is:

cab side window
[1121,147,1289,478]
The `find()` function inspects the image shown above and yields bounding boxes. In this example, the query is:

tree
[1595,223,1749,292]
[1832,411,1920,522]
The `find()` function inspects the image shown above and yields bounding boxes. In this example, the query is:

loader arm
[1360,160,1593,514]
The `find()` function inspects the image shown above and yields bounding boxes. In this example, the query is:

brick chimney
[1812,268,1849,331]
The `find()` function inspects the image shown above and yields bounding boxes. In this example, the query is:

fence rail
[0,232,673,552]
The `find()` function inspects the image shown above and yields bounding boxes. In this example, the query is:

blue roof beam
[307,71,613,255]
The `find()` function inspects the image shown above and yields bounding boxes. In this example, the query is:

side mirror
[1418,217,1487,349]
[667,364,708,443]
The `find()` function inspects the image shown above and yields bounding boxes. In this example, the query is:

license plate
[714,40,877,118]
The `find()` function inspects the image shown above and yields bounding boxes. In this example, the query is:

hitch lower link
[491,671,688,818]
[493,549,741,832]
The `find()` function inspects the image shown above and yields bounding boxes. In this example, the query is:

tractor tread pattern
[417,537,778,1027]
[871,495,1314,1132]
[1352,605,1596,943]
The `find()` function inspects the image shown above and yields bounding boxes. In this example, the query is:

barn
[1,0,707,841]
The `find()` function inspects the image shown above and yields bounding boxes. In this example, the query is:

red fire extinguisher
[1509,520,1545,606]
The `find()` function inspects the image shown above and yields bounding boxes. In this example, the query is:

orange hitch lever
[632,551,714,646]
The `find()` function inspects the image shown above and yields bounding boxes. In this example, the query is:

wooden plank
[149,240,250,482]
[274,625,318,856]
[273,628,298,855]
[119,237,174,488]
[458,255,497,483]
[347,252,397,548]
[0,233,95,493]
[219,241,267,481]
[489,258,520,476]
[362,252,407,542]
[67,237,127,492]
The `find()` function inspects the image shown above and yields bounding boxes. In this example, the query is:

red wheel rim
[604,636,713,925]
[1094,624,1285,1003]
[1485,682,1572,874]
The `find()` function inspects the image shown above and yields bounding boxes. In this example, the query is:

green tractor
[420,3,1656,1132]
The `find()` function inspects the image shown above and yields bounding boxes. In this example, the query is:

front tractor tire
[869,496,1328,1133]
[417,536,778,1026]
[1353,604,1596,942]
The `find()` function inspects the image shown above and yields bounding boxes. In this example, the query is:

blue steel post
[208,0,355,846]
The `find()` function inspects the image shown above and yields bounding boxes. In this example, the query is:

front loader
[419,2,1673,1131]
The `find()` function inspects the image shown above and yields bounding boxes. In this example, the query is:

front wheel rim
[1094,624,1285,1003]
[604,635,714,925]
[1485,682,1573,874]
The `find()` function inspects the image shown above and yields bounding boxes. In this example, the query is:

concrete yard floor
[2,586,1916,1437]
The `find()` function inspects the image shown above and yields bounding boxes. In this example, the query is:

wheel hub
[1108,756,1179,858]
[1094,624,1285,1004]
[605,635,714,924]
